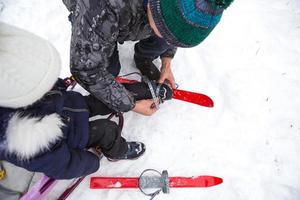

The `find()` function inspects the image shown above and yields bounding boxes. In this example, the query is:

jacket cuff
[160,47,177,58]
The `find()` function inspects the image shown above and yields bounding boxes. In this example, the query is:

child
[0,22,145,180]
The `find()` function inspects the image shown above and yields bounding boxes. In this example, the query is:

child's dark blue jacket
[0,79,99,179]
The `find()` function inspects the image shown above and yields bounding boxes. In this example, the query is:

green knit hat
[149,0,234,47]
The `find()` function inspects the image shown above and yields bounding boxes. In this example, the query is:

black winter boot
[122,81,173,102]
[107,142,146,161]
[134,55,160,81]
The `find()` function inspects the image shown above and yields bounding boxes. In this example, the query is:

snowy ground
[1,0,300,199]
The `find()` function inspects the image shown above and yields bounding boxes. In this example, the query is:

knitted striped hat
[149,0,234,47]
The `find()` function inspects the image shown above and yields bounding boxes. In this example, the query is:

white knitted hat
[0,22,61,108]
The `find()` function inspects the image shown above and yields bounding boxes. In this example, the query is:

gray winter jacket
[63,0,176,112]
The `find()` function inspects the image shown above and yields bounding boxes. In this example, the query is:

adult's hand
[132,99,158,116]
[159,57,176,89]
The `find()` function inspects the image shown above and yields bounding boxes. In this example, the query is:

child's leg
[84,95,115,117]
[86,119,128,158]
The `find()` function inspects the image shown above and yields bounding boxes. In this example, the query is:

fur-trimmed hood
[0,80,97,179]
[1,111,64,160]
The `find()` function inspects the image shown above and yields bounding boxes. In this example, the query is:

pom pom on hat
[0,22,61,108]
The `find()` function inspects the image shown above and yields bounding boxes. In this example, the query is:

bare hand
[132,99,158,116]
[159,57,176,89]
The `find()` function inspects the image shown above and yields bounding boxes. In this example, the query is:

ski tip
[207,98,214,108]
[195,176,223,187]
[197,95,214,108]
[211,176,223,186]
[172,89,215,108]
[169,176,223,188]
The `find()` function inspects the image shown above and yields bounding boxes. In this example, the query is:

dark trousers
[107,35,171,77]
[83,80,157,158]
[84,95,127,158]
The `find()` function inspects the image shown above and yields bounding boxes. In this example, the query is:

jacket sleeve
[69,0,135,112]
[161,47,177,58]
[22,143,100,180]
[45,147,100,179]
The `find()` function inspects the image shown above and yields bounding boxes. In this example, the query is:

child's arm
[22,143,100,180]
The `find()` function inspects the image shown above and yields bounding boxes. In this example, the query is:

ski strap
[107,112,124,131]
[149,190,161,200]
[142,76,160,109]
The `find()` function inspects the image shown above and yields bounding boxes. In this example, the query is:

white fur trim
[6,113,64,160]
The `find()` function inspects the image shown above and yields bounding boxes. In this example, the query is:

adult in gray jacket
[63,0,233,115]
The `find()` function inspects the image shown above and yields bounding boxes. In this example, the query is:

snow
[1,0,300,199]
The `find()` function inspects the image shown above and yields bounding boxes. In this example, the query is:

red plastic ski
[172,89,213,107]
[115,77,214,107]
[90,175,222,189]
